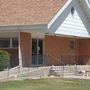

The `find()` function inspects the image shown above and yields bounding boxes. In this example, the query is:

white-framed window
[0,38,10,48]
[69,39,76,49]
[12,38,18,48]
[0,38,18,48]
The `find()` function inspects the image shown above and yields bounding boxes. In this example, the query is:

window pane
[70,40,76,49]
[12,38,18,47]
[0,38,10,48]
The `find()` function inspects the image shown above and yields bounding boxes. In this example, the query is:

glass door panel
[38,39,43,64]
[32,39,37,65]
[32,39,43,65]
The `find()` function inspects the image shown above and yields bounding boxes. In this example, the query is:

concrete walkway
[64,76,90,79]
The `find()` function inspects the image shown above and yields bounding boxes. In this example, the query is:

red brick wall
[20,32,31,67]
[78,39,90,64]
[79,39,90,55]
[45,35,79,65]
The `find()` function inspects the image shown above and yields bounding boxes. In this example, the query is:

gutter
[0,24,48,32]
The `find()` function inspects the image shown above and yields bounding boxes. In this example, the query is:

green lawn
[0,78,90,90]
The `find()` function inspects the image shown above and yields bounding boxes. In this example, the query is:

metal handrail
[61,55,77,65]
[45,54,65,76]
[45,54,65,65]
[48,55,80,76]
[61,55,78,75]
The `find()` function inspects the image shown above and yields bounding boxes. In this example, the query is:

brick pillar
[20,32,31,67]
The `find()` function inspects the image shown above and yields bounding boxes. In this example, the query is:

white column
[18,31,22,67]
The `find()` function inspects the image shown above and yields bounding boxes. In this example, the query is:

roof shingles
[0,0,67,25]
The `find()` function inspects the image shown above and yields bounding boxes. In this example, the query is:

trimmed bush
[0,50,10,71]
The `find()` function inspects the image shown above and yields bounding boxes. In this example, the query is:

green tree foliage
[0,50,10,71]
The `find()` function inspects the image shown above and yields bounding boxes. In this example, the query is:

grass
[0,78,90,90]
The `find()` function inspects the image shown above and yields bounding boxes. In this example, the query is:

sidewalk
[64,76,90,79]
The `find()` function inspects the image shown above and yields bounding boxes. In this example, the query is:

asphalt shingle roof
[0,0,67,25]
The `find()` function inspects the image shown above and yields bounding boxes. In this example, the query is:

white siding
[55,10,90,37]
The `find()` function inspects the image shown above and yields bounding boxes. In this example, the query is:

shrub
[0,50,10,71]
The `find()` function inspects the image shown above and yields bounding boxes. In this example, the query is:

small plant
[0,50,10,71]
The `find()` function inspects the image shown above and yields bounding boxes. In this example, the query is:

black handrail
[44,54,65,76]
[45,54,65,66]
[61,55,77,65]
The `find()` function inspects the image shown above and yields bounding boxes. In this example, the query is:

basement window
[69,39,76,49]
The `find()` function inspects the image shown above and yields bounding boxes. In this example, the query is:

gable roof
[0,0,67,25]
[48,0,90,38]
[55,9,90,38]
